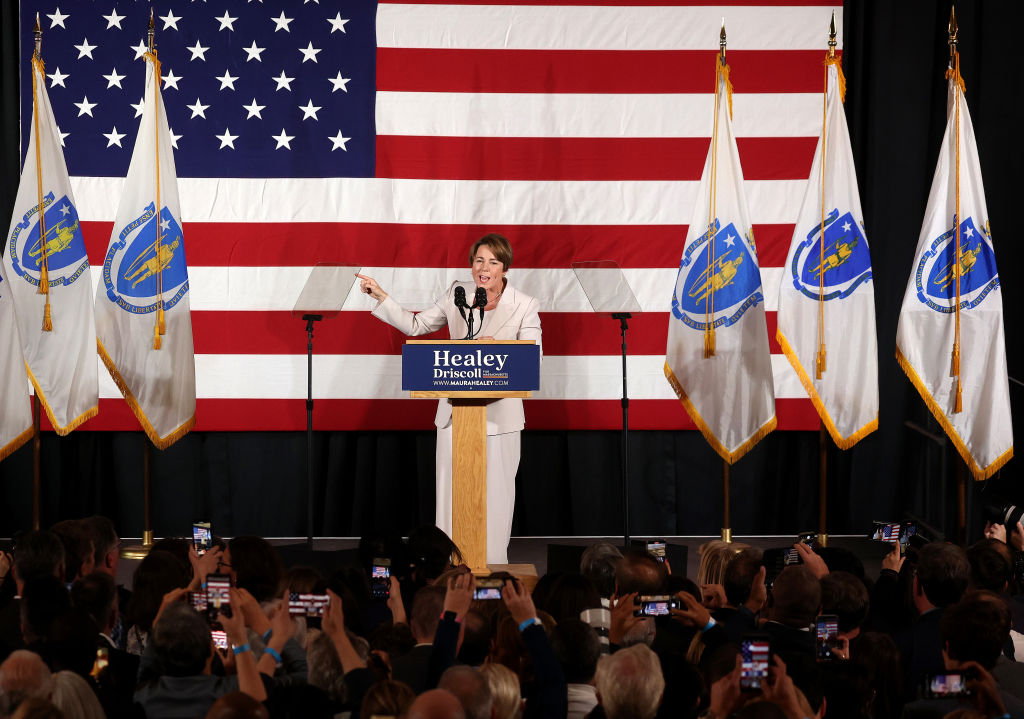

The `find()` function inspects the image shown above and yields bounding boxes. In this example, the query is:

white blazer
[372,280,542,434]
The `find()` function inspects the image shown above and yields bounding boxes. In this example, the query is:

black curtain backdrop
[1,2,1022,541]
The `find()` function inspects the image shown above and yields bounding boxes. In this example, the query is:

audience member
[1,532,65,662]
[0,650,53,714]
[550,619,600,719]
[593,643,664,719]
[359,679,415,719]
[122,551,191,656]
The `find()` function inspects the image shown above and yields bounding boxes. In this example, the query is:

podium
[403,340,540,574]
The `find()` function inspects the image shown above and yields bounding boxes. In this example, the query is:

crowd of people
[0,515,1022,719]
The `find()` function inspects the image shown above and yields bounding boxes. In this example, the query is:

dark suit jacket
[897,608,946,701]
[0,597,23,662]
[389,643,434,694]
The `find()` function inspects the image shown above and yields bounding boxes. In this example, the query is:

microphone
[454,285,468,322]
[473,287,488,309]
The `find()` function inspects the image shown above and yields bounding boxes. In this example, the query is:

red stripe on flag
[375,136,816,181]
[189,310,784,356]
[53,397,818,432]
[378,49,835,94]
[80,222,797,269]
[380,0,835,6]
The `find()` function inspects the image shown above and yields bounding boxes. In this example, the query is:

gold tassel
[704,326,716,358]
[816,345,826,380]
[950,343,960,377]
[157,307,166,335]
[719,61,734,119]
[37,266,49,294]
[954,377,963,413]
[42,300,52,332]
[153,323,162,350]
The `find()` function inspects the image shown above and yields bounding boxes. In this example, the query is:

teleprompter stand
[293,264,360,549]
[571,262,642,549]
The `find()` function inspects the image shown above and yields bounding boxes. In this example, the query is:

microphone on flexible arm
[473,287,488,336]
[454,285,473,339]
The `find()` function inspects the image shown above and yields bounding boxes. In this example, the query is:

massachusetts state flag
[4,53,98,435]
[20,1,837,433]
[895,58,1012,480]
[95,50,196,448]
[776,57,878,448]
[0,261,33,461]
[665,54,776,464]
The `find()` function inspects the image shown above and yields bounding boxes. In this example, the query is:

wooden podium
[404,340,539,574]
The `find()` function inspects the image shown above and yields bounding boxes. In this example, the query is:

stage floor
[116,535,890,589]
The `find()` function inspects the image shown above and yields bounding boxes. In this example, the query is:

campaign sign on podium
[403,340,539,574]
[402,341,540,393]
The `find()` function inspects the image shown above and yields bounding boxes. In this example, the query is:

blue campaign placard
[402,343,540,392]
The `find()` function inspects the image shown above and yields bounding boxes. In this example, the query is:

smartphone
[871,521,916,556]
[211,629,229,651]
[206,573,231,618]
[647,540,667,562]
[632,594,681,617]
[924,672,971,698]
[192,522,212,556]
[740,634,772,690]
[370,558,391,600]
[474,577,505,600]
[798,532,817,546]
[189,591,208,614]
[288,592,330,618]
[815,614,840,661]
[90,646,109,679]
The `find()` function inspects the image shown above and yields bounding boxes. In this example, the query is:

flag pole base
[817,532,829,548]
[121,530,154,560]
[721,527,732,543]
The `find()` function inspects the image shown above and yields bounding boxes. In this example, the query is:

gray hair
[580,542,623,598]
[594,644,664,719]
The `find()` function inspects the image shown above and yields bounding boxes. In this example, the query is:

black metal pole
[304,315,321,550]
[612,312,631,548]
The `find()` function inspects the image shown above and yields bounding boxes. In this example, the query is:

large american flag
[19,0,836,432]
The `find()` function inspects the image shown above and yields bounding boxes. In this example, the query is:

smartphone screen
[816,614,839,661]
[189,591,208,614]
[288,592,330,617]
[924,673,970,698]
[740,635,771,690]
[211,629,229,650]
[473,578,505,600]
[370,558,391,599]
[193,522,212,556]
[870,521,901,543]
[646,541,666,562]
[206,574,231,617]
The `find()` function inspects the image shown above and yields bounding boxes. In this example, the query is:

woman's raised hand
[355,273,387,302]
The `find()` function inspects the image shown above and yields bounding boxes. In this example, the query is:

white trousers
[435,425,520,565]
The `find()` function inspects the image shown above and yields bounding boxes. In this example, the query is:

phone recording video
[632,595,681,617]
[647,540,667,562]
[189,591,208,614]
[370,558,391,600]
[192,522,212,556]
[815,614,840,661]
[924,672,971,698]
[211,629,229,651]
[473,577,505,601]
[870,521,917,556]
[740,635,772,690]
[288,593,330,618]
[206,574,231,618]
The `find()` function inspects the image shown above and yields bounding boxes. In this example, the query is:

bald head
[205,692,270,719]
[407,689,467,719]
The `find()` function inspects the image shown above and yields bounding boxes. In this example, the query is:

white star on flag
[299,100,321,120]
[299,42,321,63]
[130,97,145,118]
[187,98,210,119]
[327,13,349,33]
[103,126,126,147]
[160,218,172,231]
[724,235,736,247]
[75,96,97,117]
[243,41,266,62]
[47,7,69,28]
[328,72,350,93]
[160,11,182,31]
[162,70,182,90]
[60,204,72,216]
[842,221,852,231]
[103,10,125,29]
[216,128,239,149]
[329,130,350,151]
[168,128,182,149]
[243,99,266,119]
[131,40,148,60]
[271,12,293,32]
[75,38,97,60]
[216,70,238,91]
[273,71,294,91]
[103,68,126,89]
[188,41,209,61]
[56,127,69,146]
[49,67,70,88]
[216,11,237,31]
[272,129,294,149]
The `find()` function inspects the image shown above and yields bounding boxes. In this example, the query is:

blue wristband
[264,646,282,664]
[701,617,717,633]
[518,617,542,632]
[262,628,273,644]
[232,643,251,655]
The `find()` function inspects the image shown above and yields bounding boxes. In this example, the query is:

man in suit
[390,585,445,694]
[358,233,543,564]
[81,515,130,650]
[0,531,65,663]
[70,572,140,707]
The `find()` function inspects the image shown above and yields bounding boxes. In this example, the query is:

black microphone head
[454,285,467,306]
[474,287,488,308]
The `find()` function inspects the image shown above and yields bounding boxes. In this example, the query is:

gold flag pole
[30,14,53,332]
[704,21,727,359]
[30,14,44,531]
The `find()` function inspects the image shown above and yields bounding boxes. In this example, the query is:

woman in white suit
[356,234,542,564]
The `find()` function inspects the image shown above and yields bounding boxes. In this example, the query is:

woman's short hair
[469,234,513,271]
[480,662,522,719]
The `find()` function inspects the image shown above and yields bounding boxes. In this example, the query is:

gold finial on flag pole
[828,10,837,59]
[948,6,958,64]
[719,18,727,64]
[33,13,42,58]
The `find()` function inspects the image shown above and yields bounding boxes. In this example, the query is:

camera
[632,595,681,617]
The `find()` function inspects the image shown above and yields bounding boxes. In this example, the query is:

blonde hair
[695,540,750,587]
[49,671,104,719]
[480,663,522,719]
